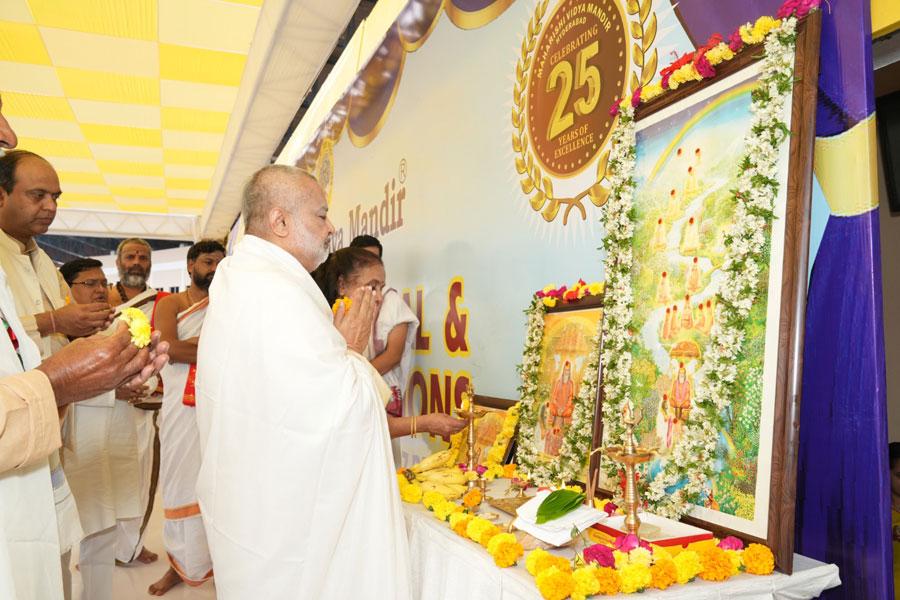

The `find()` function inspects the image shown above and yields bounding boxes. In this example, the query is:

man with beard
[196,167,410,598]
[109,238,154,306]
[148,240,224,596]
[110,237,167,567]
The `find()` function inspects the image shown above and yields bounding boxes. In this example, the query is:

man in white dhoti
[196,166,411,599]
[58,258,144,600]
[148,240,224,596]
[110,238,166,567]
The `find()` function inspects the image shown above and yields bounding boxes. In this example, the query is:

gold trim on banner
[814,114,879,216]
[398,0,446,52]
[444,0,515,30]
[512,0,654,224]
[347,42,407,148]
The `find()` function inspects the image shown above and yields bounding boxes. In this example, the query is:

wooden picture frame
[517,294,604,486]
[589,13,821,574]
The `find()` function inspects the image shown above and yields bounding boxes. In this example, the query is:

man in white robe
[58,258,143,600]
[148,240,224,595]
[112,277,168,567]
[196,166,411,599]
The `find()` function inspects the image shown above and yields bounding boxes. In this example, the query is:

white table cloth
[403,486,840,600]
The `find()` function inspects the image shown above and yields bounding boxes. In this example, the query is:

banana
[419,481,467,499]
[410,449,456,474]
[416,468,467,485]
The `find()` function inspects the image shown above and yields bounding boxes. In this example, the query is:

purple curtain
[672,1,890,597]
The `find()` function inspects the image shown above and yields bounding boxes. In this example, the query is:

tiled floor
[70,493,217,599]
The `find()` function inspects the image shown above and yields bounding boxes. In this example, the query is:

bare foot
[148,568,182,596]
[137,547,158,564]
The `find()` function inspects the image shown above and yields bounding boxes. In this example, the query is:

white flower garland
[516,297,601,486]
[600,17,800,518]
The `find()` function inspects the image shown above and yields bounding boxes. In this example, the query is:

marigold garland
[487,533,524,568]
[672,550,703,584]
[650,559,677,590]
[571,566,601,600]
[618,562,652,594]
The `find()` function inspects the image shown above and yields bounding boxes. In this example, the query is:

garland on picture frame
[599,10,810,518]
[516,280,604,486]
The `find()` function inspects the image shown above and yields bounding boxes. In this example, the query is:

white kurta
[196,235,411,599]
[159,298,212,584]
[112,289,162,562]
[0,268,63,600]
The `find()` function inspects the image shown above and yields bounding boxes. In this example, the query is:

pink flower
[777,0,818,18]
[584,543,616,567]
[458,463,468,473]
[695,53,715,78]
[630,86,642,108]
[729,29,744,52]
[614,533,652,553]
[609,98,621,116]
[718,536,745,551]
[475,464,487,476]
[602,501,618,516]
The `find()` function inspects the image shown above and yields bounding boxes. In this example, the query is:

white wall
[90,245,191,293]
[878,141,900,442]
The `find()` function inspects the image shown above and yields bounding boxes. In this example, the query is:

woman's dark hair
[891,442,900,470]
[312,247,383,305]
[349,234,382,257]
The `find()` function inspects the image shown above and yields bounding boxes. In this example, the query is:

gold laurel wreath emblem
[512,0,658,224]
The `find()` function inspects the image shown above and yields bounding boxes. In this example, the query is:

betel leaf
[536,489,585,524]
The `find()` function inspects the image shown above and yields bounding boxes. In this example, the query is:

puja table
[403,481,840,600]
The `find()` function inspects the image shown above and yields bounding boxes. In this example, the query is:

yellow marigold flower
[462,487,482,508]
[571,566,600,600]
[484,463,504,480]
[725,549,742,575]
[618,562,652,594]
[650,558,677,590]
[526,549,571,576]
[450,513,473,537]
[433,500,459,522]
[479,524,500,548]
[629,547,653,567]
[542,297,558,308]
[331,297,352,315]
[699,546,734,581]
[487,533,524,567]
[422,491,445,511]
[535,566,576,600]
[119,307,151,348]
[743,543,775,575]
[673,550,703,584]
[739,22,759,44]
[705,42,735,65]
[502,463,519,479]
[640,83,664,102]
[542,284,558,294]
[465,517,492,543]
[593,566,620,595]
[399,481,422,504]
[613,549,630,570]
[752,15,781,39]
[465,470,479,482]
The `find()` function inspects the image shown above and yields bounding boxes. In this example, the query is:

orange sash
[183,364,197,407]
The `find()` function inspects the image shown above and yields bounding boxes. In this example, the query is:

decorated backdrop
[274,0,888,597]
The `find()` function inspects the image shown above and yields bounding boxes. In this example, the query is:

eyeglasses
[71,279,108,289]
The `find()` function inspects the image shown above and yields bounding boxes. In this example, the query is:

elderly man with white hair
[195,166,411,599]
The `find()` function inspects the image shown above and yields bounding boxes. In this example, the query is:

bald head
[242,165,334,270]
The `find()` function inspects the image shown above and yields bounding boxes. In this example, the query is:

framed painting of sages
[517,293,604,488]
[592,12,821,573]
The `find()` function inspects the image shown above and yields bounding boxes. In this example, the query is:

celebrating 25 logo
[513,0,657,224]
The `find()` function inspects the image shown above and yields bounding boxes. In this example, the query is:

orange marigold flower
[699,546,734,582]
[743,543,775,575]
[593,566,621,595]
[650,559,677,590]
